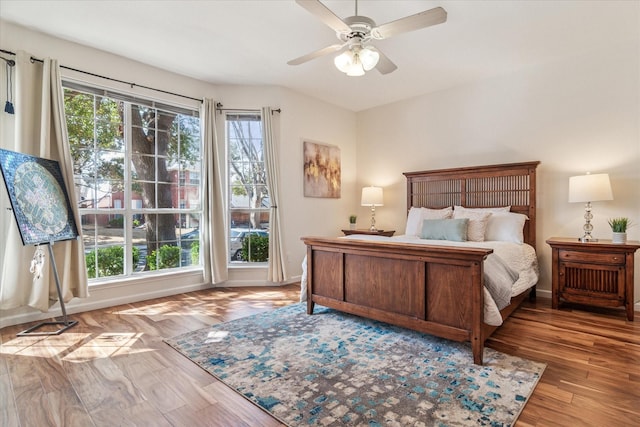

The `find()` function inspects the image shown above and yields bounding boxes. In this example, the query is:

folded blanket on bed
[483,253,519,310]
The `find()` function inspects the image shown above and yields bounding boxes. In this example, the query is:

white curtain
[0,51,88,311]
[201,99,228,284]
[262,107,287,282]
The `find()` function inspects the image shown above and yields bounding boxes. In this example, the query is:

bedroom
[1,1,639,425]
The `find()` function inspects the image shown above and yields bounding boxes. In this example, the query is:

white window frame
[63,81,204,282]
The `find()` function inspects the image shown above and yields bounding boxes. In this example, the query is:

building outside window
[189,171,200,185]
[63,83,202,281]
[226,112,270,264]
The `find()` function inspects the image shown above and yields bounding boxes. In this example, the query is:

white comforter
[300,234,539,326]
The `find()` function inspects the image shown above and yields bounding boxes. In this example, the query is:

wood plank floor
[1,284,638,426]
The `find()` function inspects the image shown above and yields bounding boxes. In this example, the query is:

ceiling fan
[288,0,447,76]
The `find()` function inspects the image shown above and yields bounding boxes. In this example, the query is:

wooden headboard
[403,161,541,249]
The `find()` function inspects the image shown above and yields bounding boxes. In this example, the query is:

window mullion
[155,116,159,210]
[123,103,133,275]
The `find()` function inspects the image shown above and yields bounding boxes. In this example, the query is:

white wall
[356,40,640,301]
[0,20,356,327]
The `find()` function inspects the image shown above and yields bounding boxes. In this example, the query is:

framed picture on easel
[0,148,78,245]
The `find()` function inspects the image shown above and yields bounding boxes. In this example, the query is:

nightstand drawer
[559,250,625,265]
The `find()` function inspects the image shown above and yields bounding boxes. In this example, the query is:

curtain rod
[0,48,202,103]
[215,102,281,114]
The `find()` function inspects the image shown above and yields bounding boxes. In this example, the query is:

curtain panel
[0,51,88,311]
[262,107,287,282]
[201,98,228,284]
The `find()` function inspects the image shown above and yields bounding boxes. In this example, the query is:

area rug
[165,304,545,426]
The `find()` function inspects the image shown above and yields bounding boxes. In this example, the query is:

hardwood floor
[1,285,638,426]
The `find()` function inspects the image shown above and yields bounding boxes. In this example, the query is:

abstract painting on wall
[303,140,341,198]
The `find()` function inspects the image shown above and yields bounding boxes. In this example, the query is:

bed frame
[302,161,540,365]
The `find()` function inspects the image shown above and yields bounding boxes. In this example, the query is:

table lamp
[361,186,383,231]
[568,173,613,242]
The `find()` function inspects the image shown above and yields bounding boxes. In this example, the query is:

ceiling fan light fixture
[334,50,354,73]
[359,47,379,71]
[334,48,371,76]
[346,61,365,77]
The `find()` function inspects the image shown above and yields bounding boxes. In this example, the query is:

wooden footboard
[302,237,494,364]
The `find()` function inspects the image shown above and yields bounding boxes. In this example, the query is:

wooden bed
[301,161,540,365]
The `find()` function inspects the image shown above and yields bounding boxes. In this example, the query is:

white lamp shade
[334,51,353,73]
[361,186,383,206]
[346,62,365,77]
[568,173,613,203]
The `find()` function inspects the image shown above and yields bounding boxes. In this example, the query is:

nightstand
[342,229,395,237]
[546,237,640,320]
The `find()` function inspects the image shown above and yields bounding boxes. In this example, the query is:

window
[64,83,202,281]
[189,171,200,185]
[226,112,270,264]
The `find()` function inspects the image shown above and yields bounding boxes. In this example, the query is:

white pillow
[452,209,492,241]
[454,205,511,213]
[422,206,453,219]
[405,207,453,235]
[405,207,423,236]
[485,212,528,244]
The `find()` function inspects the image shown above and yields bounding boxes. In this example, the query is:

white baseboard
[223,275,301,287]
[535,288,552,299]
[533,288,640,314]
[0,270,209,329]
[0,272,303,330]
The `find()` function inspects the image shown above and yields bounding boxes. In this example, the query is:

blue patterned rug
[165,303,545,426]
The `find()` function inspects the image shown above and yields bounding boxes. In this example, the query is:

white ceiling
[0,1,638,111]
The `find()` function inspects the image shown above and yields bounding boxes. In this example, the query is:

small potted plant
[349,214,357,230]
[608,217,632,244]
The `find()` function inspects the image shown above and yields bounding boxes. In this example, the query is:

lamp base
[369,205,377,232]
[578,202,597,243]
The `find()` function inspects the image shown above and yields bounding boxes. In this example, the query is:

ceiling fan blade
[295,0,351,34]
[287,43,347,66]
[371,6,447,40]
[371,48,398,75]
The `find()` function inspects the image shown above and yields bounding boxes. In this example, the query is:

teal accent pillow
[420,218,468,241]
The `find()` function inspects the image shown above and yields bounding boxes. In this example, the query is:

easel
[17,241,78,336]
[0,149,80,337]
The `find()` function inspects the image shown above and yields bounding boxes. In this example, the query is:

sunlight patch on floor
[0,332,91,357]
[63,332,148,362]
[204,330,229,343]
[0,332,152,360]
